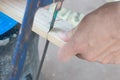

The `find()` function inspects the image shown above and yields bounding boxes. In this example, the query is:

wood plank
[0,0,82,47]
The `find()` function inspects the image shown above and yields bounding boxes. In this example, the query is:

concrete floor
[38,0,120,80]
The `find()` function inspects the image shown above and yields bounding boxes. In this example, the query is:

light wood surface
[0,0,81,47]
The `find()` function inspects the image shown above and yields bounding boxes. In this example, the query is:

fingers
[58,32,69,42]
[114,53,120,64]
[58,27,78,42]
[92,40,117,63]
[58,42,77,61]
[94,40,120,64]
[58,26,87,61]
[102,50,120,64]
[58,40,89,62]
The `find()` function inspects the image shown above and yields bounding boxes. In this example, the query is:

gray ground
[0,25,40,80]
[38,0,120,80]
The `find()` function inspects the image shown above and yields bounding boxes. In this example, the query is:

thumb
[58,27,78,42]
[58,42,77,61]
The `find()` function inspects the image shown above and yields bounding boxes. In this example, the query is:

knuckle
[84,56,95,62]
[115,61,120,64]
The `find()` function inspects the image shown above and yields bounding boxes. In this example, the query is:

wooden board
[0,0,82,47]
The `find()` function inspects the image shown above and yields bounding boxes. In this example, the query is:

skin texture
[58,2,120,64]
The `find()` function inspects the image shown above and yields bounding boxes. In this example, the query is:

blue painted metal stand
[9,0,60,80]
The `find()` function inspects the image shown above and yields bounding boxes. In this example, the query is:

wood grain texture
[0,0,82,47]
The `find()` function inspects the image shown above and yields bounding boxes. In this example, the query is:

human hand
[58,2,120,64]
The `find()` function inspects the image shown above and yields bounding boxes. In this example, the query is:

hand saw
[9,0,64,80]
[36,1,64,80]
